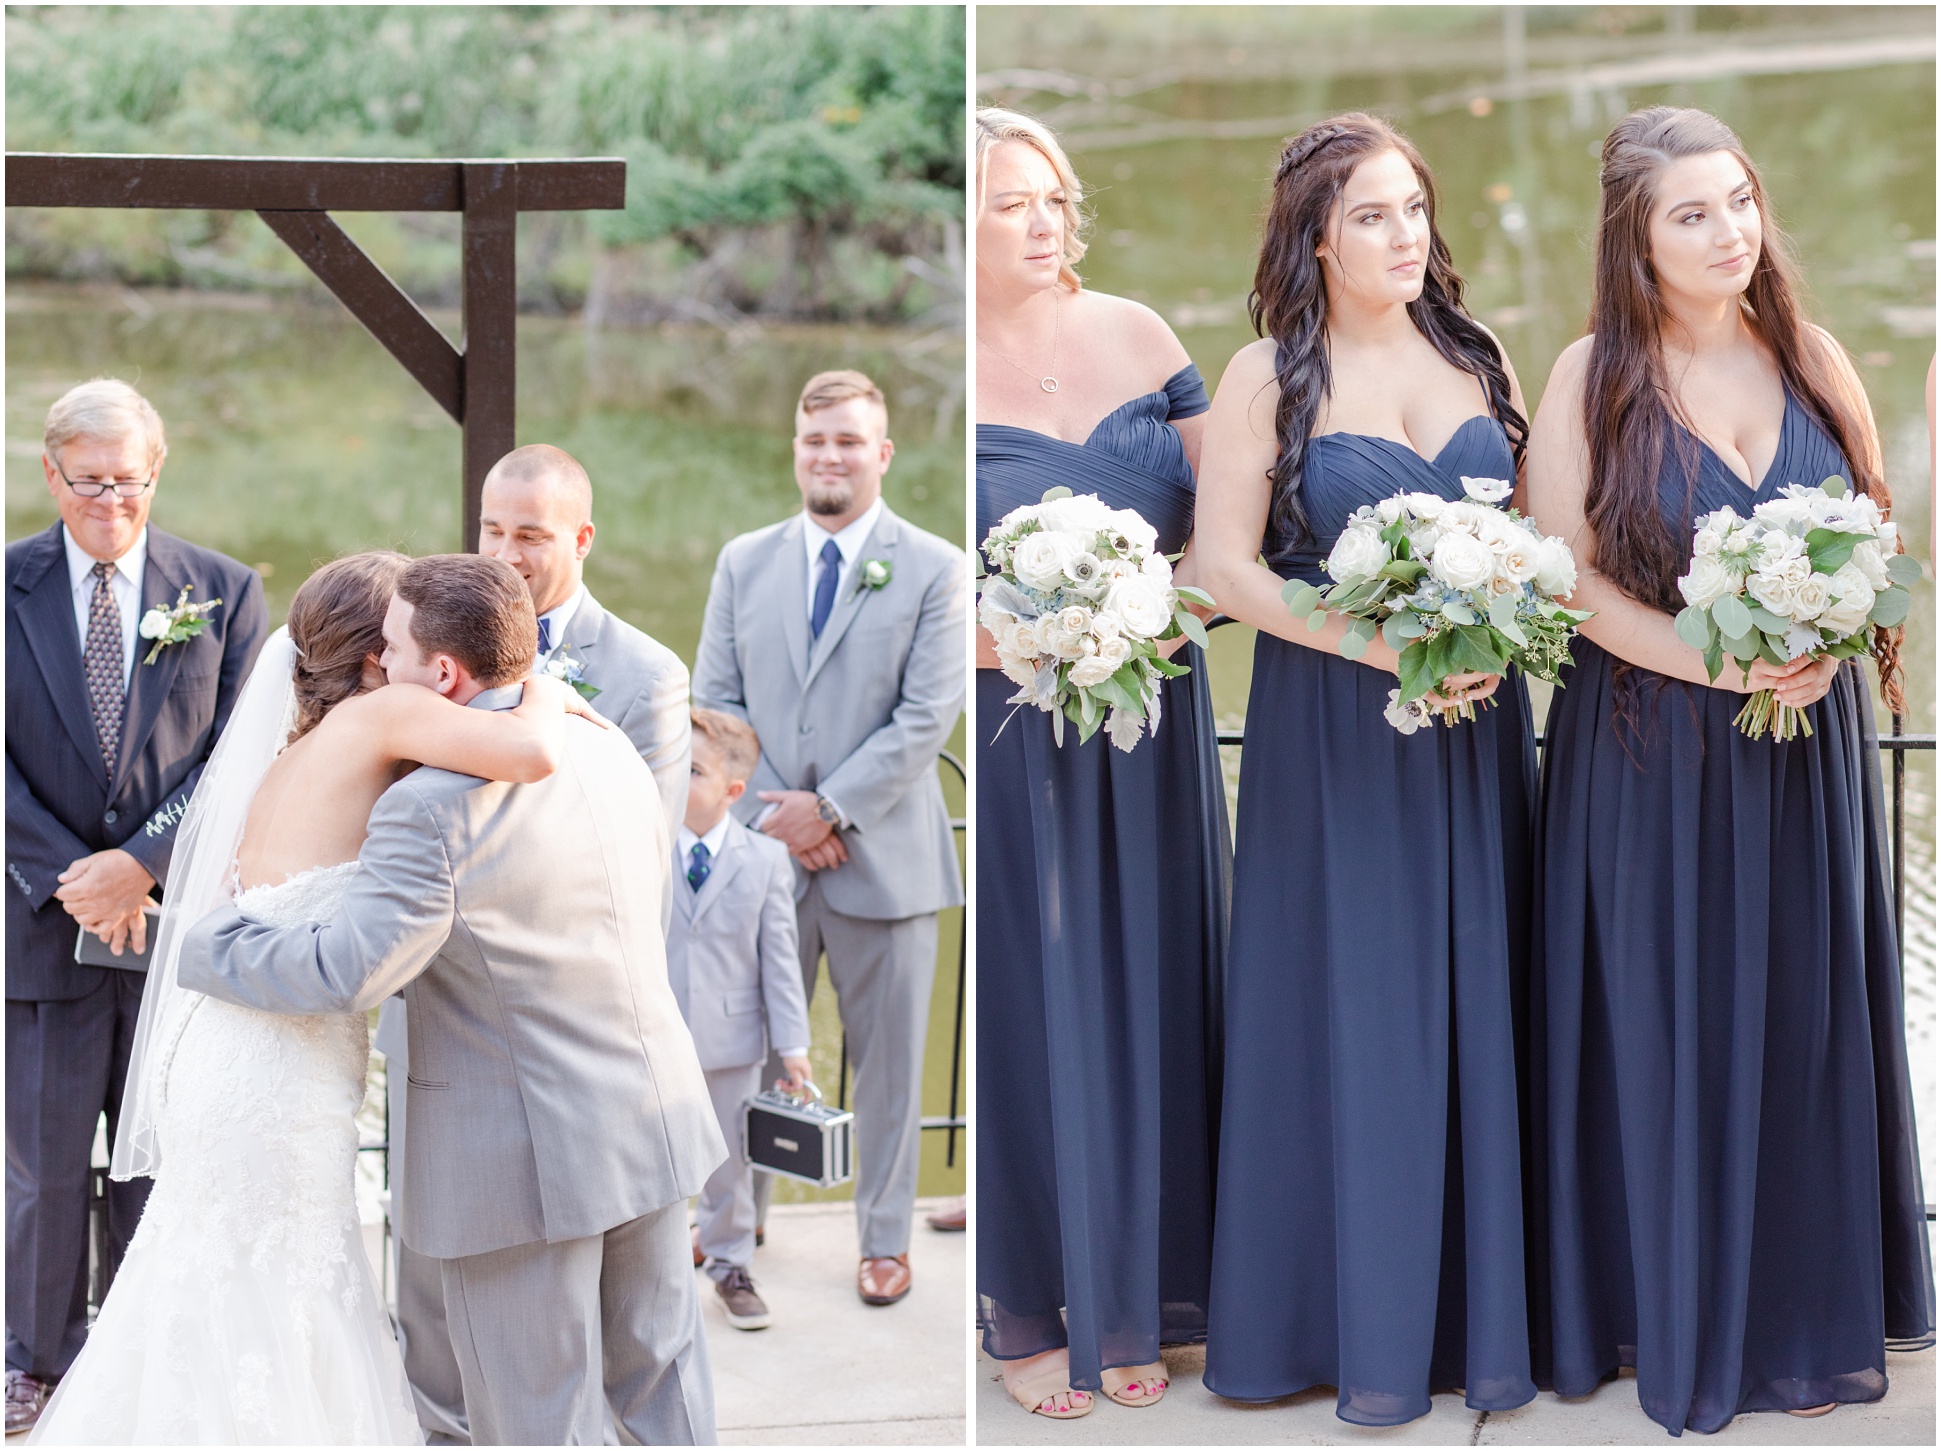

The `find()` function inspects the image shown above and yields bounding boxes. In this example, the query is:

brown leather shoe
[926,1196,966,1232]
[691,1225,704,1267]
[858,1253,912,1305]
[6,1369,52,1436]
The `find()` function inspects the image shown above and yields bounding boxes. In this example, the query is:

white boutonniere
[138,586,222,665]
[855,558,892,595]
[541,643,601,700]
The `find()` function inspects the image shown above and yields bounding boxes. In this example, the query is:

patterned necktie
[687,841,712,893]
[536,615,553,656]
[83,560,126,781]
[810,537,842,639]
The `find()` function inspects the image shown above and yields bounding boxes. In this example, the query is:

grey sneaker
[714,1266,772,1330]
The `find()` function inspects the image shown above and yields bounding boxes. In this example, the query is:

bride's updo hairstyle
[975,106,1089,291]
[1585,106,1900,708]
[1251,113,1525,556]
[285,550,411,743]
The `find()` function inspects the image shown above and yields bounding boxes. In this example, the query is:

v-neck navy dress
[976,365,1231,1392]
[1204,415,1540,1424]
[1529,390,1933,1435]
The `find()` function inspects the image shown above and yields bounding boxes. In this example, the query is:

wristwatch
[814,794,842,827]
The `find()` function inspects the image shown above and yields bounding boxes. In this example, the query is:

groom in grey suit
[182,554,723,1446]
[379,442,695,1440]
[693,370,965,1306]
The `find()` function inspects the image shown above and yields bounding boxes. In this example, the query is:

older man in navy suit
[4,379,266,1434]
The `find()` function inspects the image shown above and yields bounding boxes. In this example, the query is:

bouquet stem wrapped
[1673,476,1915,741]
[1283,476,1592,734]
[979,488,1213,752]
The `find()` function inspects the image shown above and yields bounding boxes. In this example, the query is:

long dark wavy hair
[1584,105,1902,710]
[1251,112,1526,555]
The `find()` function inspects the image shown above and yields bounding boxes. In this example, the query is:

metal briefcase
[742,1082,854,1189]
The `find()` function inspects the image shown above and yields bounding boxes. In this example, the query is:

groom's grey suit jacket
[691,505,966,921]
[179,712,726,1261]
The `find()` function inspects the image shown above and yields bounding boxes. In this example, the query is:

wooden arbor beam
[5,153,627,549]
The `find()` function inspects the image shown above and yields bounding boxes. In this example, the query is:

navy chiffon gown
[1531,391,1934,1435]
[1204,415,1540,1424]
[976,365,1231,1393]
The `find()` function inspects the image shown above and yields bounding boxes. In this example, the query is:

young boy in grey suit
[668,708,813,1330]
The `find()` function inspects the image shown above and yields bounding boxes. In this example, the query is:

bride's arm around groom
[179,554,724,1446]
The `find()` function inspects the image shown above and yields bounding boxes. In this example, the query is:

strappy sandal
[1004,1361,1094,1419]
[1101,1362,1169,1407]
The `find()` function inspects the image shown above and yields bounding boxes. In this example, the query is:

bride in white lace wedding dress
[31,553,595,1445]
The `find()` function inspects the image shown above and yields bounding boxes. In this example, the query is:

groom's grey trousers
[442,1201,712,1447]
[753,876,937,1259]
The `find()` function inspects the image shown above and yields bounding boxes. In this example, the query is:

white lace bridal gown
[31,863,423,1445]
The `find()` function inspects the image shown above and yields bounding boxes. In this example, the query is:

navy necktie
[810,537,841,640]
[536,616,553,656]
[687,841,711,892]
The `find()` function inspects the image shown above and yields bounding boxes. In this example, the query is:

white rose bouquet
[979,487,1214,751]
[1672,476,1916,740]
[1281,476,1592,734]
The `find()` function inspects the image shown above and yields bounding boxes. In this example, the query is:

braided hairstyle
[1250,113,1526,556]
[286,550,411,742]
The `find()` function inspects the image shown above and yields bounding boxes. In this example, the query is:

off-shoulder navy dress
[1204,416,1540,1424]
[1530,390,1933,1435]
[976,365,1231,1392]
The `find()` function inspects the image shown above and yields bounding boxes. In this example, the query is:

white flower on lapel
[541,644,602,700]
[855,558,893,594]
[139,586,222,665]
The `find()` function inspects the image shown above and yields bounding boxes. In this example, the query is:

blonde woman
[975,106,1229,1421]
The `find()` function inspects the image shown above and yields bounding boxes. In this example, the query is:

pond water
[981,10,1936,1185]
[5,281,967,1206]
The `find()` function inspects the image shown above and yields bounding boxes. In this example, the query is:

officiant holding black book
[4,379,267,1436]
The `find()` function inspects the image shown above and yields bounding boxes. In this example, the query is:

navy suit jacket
[6,522,267,1000]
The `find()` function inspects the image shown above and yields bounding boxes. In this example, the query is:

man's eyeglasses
[54,459,156,499]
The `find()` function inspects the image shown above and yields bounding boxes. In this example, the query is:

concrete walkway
[9,1198,964,1446]
[975,1344,1935,1445]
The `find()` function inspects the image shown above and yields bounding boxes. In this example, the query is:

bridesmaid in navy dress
[1194,114,1540,1424]
[974,109,1230,1421]
[1526,107,1932,1435]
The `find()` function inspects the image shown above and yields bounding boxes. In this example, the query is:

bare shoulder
[1215,336,1280,392]
[1804,323,1866,386]
[1071,288,1191,378]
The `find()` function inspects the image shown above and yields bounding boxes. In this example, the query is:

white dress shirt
[64,524,146,689]
[801,496,884,618]
[677,812,806,1060]
[536,582,588,665]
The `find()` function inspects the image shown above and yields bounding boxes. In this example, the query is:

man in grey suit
[182,554,723,1447]
[693,369,965,1307]
[378,442,696,1440]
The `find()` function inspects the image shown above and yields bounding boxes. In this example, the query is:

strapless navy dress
[1530,390,1933,1435]
[976,365,1231,1393]
[1204,416,1540,1424]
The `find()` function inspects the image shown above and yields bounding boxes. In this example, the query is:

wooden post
[461,162,518,553]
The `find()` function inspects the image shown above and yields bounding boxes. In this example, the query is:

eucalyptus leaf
[1381,613,1414,652]
[1337,629,1370,661]
[1176,611,1210,649]
[1743,604,1790,636]
[1442,599,1476,626]
[1886,553,1924,587]
[1710,592,1753,639]
[1720,629,1761,661]
[1307,608,1329,633]
[1175,585,1217,609]
[1380,558,1427,585]
[1283,579,1322,615]
[1040,486,1073,503]
[1392,611,1427,639]
[1149,656,1191,678]
[1821,475,1847,498]
[1674,605,1715,651]
[1870,585,1911,627]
